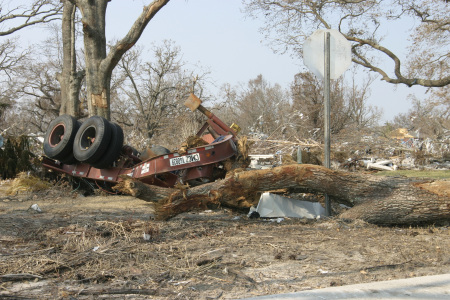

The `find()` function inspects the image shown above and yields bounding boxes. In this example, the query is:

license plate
[169,153,200,166]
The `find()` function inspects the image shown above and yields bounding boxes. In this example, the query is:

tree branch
[0,0,63,36]
[101,0,170,77]
[346,34,450,87]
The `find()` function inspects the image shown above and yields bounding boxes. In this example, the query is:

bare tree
[230,74,290,137]
[112,41,209,148]
[291,72,351,139]
[0,0,62,36]
[58,0,170,120]
[244,0,449,88]
[18,61,62,133]
[0,0,62,76]
[393,90,450,139]
[0,39,28,79]
[345,70,381,129]
[215,83,241,130]
[289,70,381,140]
[291,72,324,138]
[0,0,62,131]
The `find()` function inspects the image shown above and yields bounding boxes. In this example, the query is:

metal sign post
[323,32,332,216]
[303,29,352,217]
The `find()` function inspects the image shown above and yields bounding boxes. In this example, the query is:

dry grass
[0,198,449,299]
[6,172,52,195]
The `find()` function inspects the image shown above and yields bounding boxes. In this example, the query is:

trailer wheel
[59,152,78,165]
[91,122,124,169]
[73,116,112,164]
[43,115,80,160]
[59,121,82,165]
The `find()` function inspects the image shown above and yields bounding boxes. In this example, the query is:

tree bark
[57,0,84,117]
[76,0,109,118]
[114,164,450,225]
[72,0,170,119]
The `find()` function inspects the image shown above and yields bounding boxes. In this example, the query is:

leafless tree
[0,0,62,76]
[291,72,350,139]
[0,39,28,80]
[112,41,209,148]
[291,72,324,139]
[345,70,381,129]
[0,0,62,132]
[215,83,241,128]
[393,88,450,139]
[227,74,290,137]
[18,62,62,132]
[0,0,61,36]
[244,0,449,88]
[289,70,381,140]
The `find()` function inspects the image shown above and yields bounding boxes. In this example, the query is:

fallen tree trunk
[114,164,450,225]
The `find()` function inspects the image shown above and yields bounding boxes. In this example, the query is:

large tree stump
[114,164,450,225]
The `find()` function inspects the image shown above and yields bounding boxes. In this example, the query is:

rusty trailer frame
[42,94,240,189]
[42,134,236,188]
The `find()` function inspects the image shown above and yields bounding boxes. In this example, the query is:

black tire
[43,115,80,160]
[91,122,124,169]
[73,116,112,164]
[59,121,82,165]
[59,152,78,165]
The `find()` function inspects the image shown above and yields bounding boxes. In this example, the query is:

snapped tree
[58,0,170,120]
[114,163,450,225]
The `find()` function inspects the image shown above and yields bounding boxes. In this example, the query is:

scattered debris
[255,192,325,219]
[249,154,276,169]
[367,159,398,171]
[389,128,415,140]
[247,206,260,218]
[29,203,42,213]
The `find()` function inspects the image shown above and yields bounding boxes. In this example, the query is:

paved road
[240,273,450,300]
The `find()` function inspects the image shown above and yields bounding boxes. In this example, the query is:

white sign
[303,29,352,79]
[169,153,201,167]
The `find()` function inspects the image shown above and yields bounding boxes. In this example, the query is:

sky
[22,0,431,123]
[106,0,302,90]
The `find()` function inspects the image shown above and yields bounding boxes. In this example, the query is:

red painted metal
[43,93,239,189]
[185,93,238,142]
[195,110,238,142]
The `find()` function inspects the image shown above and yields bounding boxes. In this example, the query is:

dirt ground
[0,180,449,300]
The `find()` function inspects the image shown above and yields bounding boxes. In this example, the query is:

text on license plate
[169,153,200,166]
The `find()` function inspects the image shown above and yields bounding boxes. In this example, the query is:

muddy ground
[0,181,449,299]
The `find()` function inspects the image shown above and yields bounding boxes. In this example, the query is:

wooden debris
[0,273,43,282]
[78,288,158,296]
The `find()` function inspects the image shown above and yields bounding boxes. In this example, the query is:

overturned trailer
[41,95,450,225]
[42,94,240,189]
